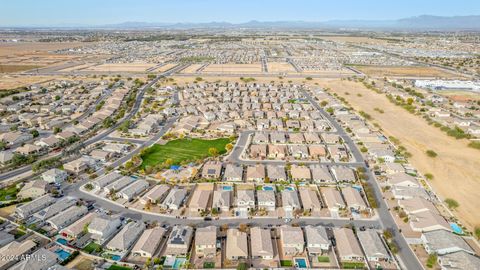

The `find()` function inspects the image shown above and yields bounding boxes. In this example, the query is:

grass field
[0,185,18,201]
[141,138,231,168]
[82,242,102,254]
[280,260,293,267]
[107,265,132,270]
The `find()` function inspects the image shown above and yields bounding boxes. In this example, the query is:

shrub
[445,198,459,210]
[426,150,437,158]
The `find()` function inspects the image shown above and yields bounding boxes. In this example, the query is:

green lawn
[318,256,330,263]
[107,265,132,270]
[203,262,215,268]
[280,260,293,267]
[0,185,18,201]
[342,261,365,269]
[141,138,231,168]
[83,242,102,254]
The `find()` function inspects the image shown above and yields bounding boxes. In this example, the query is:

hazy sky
[1,0,479,26]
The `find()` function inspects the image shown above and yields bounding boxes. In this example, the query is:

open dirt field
[302,68,355,76]
[354,65,462,79]
[84,63,156,72]
[316,78,480,230]
[152,63,178,72]
[0,75,54,90]
[180,63,205,73]
[58,63,98,72]
[267,62,296,73]
[0,42,85,56]
[435,90,480,101]
[320,36,398,45]
[0,65,41,73]
[202,63,262,74]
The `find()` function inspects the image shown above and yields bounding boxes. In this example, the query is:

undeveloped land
[316,78,480,230]
[0,42,85,56]
[85,63,157,72]
[354,65,462,79]
[267,62,296,73]
[153,63,178,72]
[202,63,262,74]
[0,75,54,90]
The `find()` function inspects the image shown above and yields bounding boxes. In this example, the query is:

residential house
[282,189,301,213]
[195,226,217,259]
[165,225,194,256]
[15,195,55,219]
[250,227,274,260]
[212,190,231,212]
[140,184,170,205]
[17,180,48,199]
[421,230,474,255]
[279,225,305,256]
[118,179,149,201]
[246,164,265,182]
[88,215,122,244]
[289,145,309,159]
[188,188,212,213]
[106,221,145,252]
[226,228,249,260]
[299,188,322,212]
[310,165,334,183]
[438,250,480,270]
[60,212,97,240]
[223,164,243,182]
[290,165,311,182]
[160,187,187,210]
[321,187,346,212]
[266,165,286,182]
[330,166,356,182]
[257,189,276,212]
[305,225,330,255]
[41,168,68,184]
[235,189,255,212]
[33,197,76,221]
[267,144,287,159]
[8,248,58,270]
[309,145,327,160]
[202,161,223,179]
[342,187,367,212]
[47,205,88,230]
[357,230,390,262]
[0,240,37,269]
[131,227,166,258]
[333,228,365,262]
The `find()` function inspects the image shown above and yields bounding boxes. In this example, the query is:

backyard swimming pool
[263,186,274,191]
[295,258,308,268]
[173,257,187,269]
[285,186,295,191]
[56,238,68,245]
[222,186,233,191]
[55,249,71,261]
[450,223,464,234]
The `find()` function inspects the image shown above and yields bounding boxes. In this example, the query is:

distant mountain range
[3,15,480,31]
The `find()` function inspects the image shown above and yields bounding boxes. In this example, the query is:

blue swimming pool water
[55,249,71,261]
[352,185,362,192]
[56,238,68,245]
[173,258,187,269]
[263,186,274,191]
[222,186,233,191]
[450,223,463,234]
[285,186,295,191]
[111,255,121,261]
[295,258,307,268]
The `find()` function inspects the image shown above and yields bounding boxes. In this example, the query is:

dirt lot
[153,63,178,72]
[202,63,262,74]
[320,36,398,45]
[0,75,54,90]
[302,68,355,76]
[0,42,86,56]
[0,65,41,73]
[267,62,296,73]
[316,78,480,230]
[180,63,205,73]
[85,63,157,72]
[354,65,462,79]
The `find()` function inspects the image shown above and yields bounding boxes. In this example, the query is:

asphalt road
[301,88,423,270]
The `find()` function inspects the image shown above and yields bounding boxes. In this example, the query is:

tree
[445,198,459,210]
[0,141,6,151]
[225,143,233,151]
[53,127,62,134]
[320,100,328,107]
[426,150,437,158]
[475,226,480,240]
[30,129,39,138]
[208,147,219,157]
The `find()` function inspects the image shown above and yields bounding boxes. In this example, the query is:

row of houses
[200,162,356,183]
